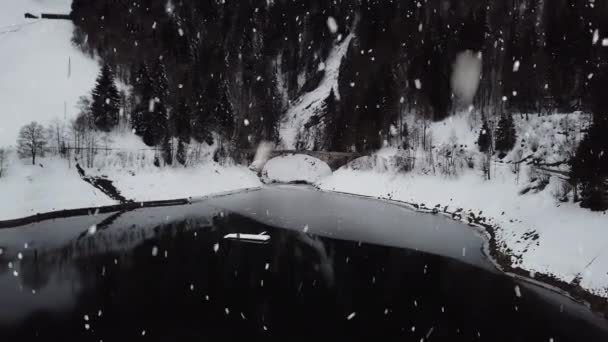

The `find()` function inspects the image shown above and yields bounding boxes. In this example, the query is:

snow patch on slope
[0,0,99,147]
[279,34,353,149]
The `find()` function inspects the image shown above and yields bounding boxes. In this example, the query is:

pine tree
[570,126,608,210]
[174,98,190,165]
[324,88,337,118]
[401,121,409,150]
[174,98,191,140]
[570,66,608,210]
[191,95,213,145]
[215,81,235,141]
[494,114,516,153]
[176,139,187,165]
[91,63,121,131]
[132,100,168,146]
[151,60,169,103]
[478,119,492,153]
[162,135,173,165]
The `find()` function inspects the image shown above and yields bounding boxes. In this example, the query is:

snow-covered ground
[101,163,261,202]
[279,33,354,149]
[0,155,115,221]
[0,151,262,221]
[261,154,331,184]
[0,0,99,147]
[315,112,608,298]
[0,129,262,221]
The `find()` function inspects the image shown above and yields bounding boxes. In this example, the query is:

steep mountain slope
[0,0,98,147]
[279,33,353,149]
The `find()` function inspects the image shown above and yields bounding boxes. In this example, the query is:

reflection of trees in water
[4,211,607,341]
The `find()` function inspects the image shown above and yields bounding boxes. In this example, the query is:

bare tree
[17,122,47,165]
[47,118,68,156]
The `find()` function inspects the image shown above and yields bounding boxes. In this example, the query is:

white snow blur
[249,141,274,172]
[326,17,338,34]
[450,50,482,105]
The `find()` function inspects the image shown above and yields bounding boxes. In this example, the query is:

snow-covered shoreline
[0,156,262,222]
[316,167,608,300]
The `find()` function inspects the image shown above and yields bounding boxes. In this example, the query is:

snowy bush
[551,179,573,202]
[345,148,414,174]
[262,154,331,184]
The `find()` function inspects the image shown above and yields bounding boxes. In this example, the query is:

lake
[0,186,607,341]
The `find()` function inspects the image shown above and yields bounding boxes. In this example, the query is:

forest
[67,0,608,208]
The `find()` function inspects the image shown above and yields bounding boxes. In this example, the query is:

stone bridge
[235,149,362,171]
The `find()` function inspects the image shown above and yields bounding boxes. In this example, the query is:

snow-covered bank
[96,163,261,202]
[317,159,608,298]
[0,152,261,222]
[0,157,115,221]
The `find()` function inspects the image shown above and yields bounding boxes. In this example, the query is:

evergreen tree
[176,139,187,165]
[570,126,608,210]
[91,63,121,131]
[174,98,191,140]
[570,67,608,210]
[174,98,190,165]
[494,114,516,153]
[478,119,492,153]
[162,135,173,165]
[191,95,213,145]
[214,81,235,141]
[324,88,338,118]
[401,121,409,150]
[132,100,168,146]
[151,60,169,103]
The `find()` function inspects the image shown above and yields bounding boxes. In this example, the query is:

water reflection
[0,189,606,341]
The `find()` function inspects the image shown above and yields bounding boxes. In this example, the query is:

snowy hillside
[0,0,99,147]
[279,34,353,149]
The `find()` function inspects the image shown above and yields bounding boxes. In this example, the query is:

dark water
[0,186,607,341]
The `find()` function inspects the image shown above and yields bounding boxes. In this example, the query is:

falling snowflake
[213,243,219,253]
[514,285,522,298]
[513,60,520,72]
[88,225,97,235]
[152,246,158,256]
[244,119,250,126]
[326,17,338,34]
[414,79,422,89]
[346,312,356,320]
[593,29,599,44]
